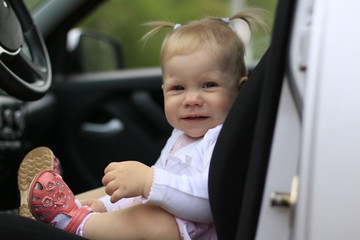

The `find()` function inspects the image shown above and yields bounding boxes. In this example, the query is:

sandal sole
[17,147,55,219]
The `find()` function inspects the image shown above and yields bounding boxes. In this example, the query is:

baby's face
[162,47,240,138]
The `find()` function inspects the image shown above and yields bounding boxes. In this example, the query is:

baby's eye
[173,86,184,91]
[203,82,217,88]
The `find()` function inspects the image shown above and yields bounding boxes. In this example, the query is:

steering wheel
[0,0,51,101]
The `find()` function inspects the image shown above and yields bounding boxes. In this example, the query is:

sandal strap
[65,206,91,233]
[53,156,62,175]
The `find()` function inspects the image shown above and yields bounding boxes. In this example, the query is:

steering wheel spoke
[10,50,48,84]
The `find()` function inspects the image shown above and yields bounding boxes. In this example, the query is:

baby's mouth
[182,116,209,122]
[185,116,206,119]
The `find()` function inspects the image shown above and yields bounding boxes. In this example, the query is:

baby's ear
[237,76,248,91]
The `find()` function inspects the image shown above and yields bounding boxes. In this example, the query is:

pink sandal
[18,147,62,219]
[29,170,91,233]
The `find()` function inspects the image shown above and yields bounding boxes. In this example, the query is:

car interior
[0,0,296,239]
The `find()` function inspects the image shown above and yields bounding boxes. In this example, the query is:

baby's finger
[104,180,118,196]
[102,170,115,186]
[110,188,123,203]
[104,162,117,174]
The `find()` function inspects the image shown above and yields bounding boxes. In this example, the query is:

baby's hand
[102,161,154,203]
[79,199,107,212]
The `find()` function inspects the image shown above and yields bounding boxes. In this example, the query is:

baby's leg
[18,147,179,240]
[84,204,180,240]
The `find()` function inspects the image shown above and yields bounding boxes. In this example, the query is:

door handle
[81,118,124,135]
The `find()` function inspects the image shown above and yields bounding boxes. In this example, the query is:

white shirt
[143,124,222,223]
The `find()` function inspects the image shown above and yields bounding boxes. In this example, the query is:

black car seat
[208,0,297,239]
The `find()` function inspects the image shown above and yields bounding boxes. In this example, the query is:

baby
[18,9,264,240]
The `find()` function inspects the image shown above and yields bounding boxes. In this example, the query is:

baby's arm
[100,159,213,223]
[144,132,218,223]
[144,167,213,223]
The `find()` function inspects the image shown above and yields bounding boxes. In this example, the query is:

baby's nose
[183,91,203,106]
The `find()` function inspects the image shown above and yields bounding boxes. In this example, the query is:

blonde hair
[142,8,266,80]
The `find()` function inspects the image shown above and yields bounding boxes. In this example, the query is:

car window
[23,0,48,12]
[22,0,277,72]
[74,0,277,70]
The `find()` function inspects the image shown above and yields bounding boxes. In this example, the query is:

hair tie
[221,17,230,24]
[173,24,181,30]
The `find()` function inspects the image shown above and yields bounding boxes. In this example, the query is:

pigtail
[229,8,268,35]
[141,21,177,44]
[141,8,267,45]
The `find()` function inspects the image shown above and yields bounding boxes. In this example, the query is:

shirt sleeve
[143,166,213,223]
